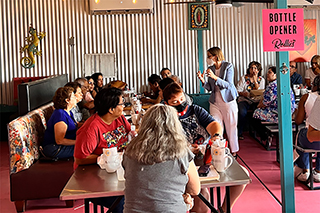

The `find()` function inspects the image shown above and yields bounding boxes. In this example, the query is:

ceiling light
[215,0,232,8]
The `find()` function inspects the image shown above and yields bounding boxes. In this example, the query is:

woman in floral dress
[253,66,295,140]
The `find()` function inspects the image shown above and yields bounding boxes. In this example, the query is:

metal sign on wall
[188,3,210,30]
[262,8,304,52]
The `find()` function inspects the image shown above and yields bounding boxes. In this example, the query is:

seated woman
[253,66,295,140]
[85,75,96,100]
[65,82,83,123]
[294,76,320,182]
[123,104,200,213]
[236,61,265,140]
[305,55,320,89]
[91,72,104,95]
[141,74,162,104]
[42,87,77,159]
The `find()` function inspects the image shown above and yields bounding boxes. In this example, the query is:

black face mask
[173,101,188,113]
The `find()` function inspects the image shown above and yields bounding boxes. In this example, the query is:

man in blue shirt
[290,61,302,87]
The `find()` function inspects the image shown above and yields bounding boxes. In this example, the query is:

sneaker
[313,170,320,182]
[238,135,244,140]
[294,166,303,178]
[297,170,310,182]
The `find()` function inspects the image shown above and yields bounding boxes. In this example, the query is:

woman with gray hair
[123,104,200,213]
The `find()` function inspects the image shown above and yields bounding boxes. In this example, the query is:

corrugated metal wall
[1,0,319,105]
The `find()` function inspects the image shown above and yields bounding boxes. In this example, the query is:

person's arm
[307,125,320,142]
[257,98,265,108]
[294,94,308,125]
[305,79,311,88]
[185,160,201,196]
[206,121,223,141]
[214,63,235,89]
[75,154,99,166]
[83,100,95,110]
[54,122,76,145]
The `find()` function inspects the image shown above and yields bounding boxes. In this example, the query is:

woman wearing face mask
[197,47,239,156]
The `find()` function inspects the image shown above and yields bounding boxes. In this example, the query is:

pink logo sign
[263,8,304,52]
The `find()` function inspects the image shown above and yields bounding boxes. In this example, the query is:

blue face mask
[173,101,188,113]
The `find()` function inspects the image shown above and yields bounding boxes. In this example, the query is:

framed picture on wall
[188,3,210,30]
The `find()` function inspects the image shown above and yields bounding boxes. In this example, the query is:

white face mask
[206,58,214,66]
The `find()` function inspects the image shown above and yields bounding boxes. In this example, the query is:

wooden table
[60,158,251,213]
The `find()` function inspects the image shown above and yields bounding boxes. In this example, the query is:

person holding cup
[163,82,247,213]
[74,87,132,212]
[123,104,201,212]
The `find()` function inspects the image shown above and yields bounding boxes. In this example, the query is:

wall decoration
[20,26,46,69]
[289,19,317,62]
[188,3,210,30]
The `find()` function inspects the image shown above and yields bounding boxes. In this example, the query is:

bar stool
[294,145,320,190]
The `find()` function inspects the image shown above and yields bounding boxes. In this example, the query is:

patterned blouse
[253,81,296,123]
[236,75,265,93]
[236,75,265,103]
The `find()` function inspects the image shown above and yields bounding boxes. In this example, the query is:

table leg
[210,187,214,206]
[93,202,98,213]
[217,187,221,208]
[197,193,219,213]
[106,196,124,213]
[85,199,90,213]
[226,186,231,213]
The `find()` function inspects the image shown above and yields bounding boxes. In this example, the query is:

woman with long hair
[123,104,200,213]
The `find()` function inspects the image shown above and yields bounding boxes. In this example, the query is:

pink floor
[1,131,320,213]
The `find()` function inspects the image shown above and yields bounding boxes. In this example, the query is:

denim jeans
[42,143,74,160]
[295,127,320,171]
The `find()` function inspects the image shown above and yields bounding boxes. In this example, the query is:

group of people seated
[40,48,320,212]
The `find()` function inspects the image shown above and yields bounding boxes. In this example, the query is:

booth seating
[188,93,211,112]
[7,103,74,212]
[293,145,320,190]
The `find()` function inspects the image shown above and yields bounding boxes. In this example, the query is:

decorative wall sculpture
[20,26,46,69]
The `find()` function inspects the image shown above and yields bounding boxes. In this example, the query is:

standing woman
[197,47,239,155]
[236,61,265,140]
[91,72,104,95]
[42,87,77,159]
[123,104,200,213]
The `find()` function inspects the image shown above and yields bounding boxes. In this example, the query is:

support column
[275,0,296,212]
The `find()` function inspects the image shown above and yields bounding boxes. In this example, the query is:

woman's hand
[183,193,194,211]
[206,68,218,80]
[197,70,205,84]
[240,91,250,98]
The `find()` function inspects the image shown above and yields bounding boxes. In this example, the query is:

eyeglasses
[88,82,93,85]
[290,65,296,68]
[250,67,258,70]
[117,98,126,107]
[311,62,317,65]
